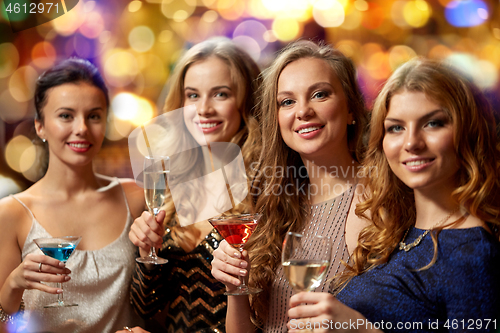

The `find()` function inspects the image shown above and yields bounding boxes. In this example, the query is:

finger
[129,228,151,251]
[213,244,247,269]
[27,281,64,294]
[132,215,163,248]
[211,258,245,286]
[290,291,332,308]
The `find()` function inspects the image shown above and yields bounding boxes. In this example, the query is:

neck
[40,160,101,197]
[413,186,459,229]
[301,152,358,204]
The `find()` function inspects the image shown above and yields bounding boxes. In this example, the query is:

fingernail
[233,252,241,259]
[58,262,65,267]
[57,289,63,294]
[64,276,71,281]
[239,269,246,276]
[239,261,247,268]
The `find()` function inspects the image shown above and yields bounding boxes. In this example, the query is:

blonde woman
[128,37,261,332]
[211,40,369,332]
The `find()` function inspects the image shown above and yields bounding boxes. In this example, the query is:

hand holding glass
[282,232,331,292]
[33,236,82,308]
[209,214,262,295]
[137,155,170,265]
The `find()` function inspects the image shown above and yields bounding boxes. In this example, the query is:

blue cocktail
[34,236,82,308]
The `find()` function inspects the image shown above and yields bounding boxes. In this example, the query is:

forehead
[386,90,443,119]
[184,56,232,86]
[277,57,339,91]
[45,82,107,108]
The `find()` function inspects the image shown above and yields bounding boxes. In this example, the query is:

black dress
[131,227,226,333]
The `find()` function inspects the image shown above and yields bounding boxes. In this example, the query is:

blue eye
[427,120,444,128]
[386,125,403,133]
[279,99,294,107]
[312,91,328,99]
[187,93,198,99]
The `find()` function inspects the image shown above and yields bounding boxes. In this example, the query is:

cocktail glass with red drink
[208,213,262,295]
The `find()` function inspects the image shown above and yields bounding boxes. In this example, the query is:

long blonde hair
[350,57,500,278]
[159,37,261,246]
[246,40,368,325]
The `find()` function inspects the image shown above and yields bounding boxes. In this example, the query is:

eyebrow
[384,109,446,122]
[184,85,232,91]
[55,107,105,112]
[277,82,333,97]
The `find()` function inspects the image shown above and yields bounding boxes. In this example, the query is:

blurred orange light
[272,17,301,41]
[0,43,20,79]
[362,3,384,30]
[8,66,39,103]
[403,0,431,28]
[31,42,57,69]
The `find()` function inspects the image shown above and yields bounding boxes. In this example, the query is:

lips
[402,158,435,171]
[294,123,325,138]
[195,121,223,133]
[67,141,92,152]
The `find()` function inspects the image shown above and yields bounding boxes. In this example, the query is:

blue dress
[337,227,500,332]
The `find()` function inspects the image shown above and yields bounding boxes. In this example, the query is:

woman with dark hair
[286,58,500,332]
[128,37,261,332]
[0,58,145,332]
[211,40,369,332]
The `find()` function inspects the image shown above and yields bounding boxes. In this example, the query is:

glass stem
[57,282,64,305]
[237,248,248,291]
[149,209,160,259]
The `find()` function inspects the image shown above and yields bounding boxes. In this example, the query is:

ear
[35,118,45,141]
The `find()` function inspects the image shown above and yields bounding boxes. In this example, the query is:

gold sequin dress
[131,228,226,333]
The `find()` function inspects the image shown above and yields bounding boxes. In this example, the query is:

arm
[0,198,70,316]
[287,292,382,333]
[211,240,257,333]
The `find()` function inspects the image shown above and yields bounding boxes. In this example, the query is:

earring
[42,138,46,143]
[351,120,356,125]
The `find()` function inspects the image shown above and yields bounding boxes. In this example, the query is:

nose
[296,100,314,120]
[75,116,88,136]
[404,128,425,153]
[197,96,215,117]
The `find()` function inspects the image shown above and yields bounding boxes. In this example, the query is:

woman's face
[35,82,107,167]
[277,57,352,161]
[183,56,241,145]
[382,90,459,193]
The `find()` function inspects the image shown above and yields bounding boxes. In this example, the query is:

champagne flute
[136,155,170,265]
[208,214,262,295]
[33,236,82,308]
[282,232,331,292]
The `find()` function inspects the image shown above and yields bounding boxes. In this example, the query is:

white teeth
[69,143,90,148]
[406,160,431,166]
[298,126,321,134]
[198,123,219,129]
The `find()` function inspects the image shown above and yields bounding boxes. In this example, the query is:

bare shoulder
[0,192,32,244]
[117,178,145,218]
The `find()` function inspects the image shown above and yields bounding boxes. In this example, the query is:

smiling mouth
[296,126,324,134]
[197,122,221,129]
[403,159,434,166]
[68,143,91,148]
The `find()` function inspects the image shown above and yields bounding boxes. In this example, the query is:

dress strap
[9,195,35,220]
[115,178,131,218]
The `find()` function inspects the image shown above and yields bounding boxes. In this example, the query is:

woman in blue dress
[286,58,500,332]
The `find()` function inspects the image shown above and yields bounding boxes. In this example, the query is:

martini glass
[282,232,331,293]
[208,213,262,295]
[136,155,170,265]
[33,236,82,308]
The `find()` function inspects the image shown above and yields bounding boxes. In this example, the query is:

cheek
[382,136,400,162]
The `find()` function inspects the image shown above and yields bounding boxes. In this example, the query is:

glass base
[136,256,168,265]
[225,286,262,296]
[44,302,78,308]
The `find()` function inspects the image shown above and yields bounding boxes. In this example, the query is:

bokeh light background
[1,0,499,196]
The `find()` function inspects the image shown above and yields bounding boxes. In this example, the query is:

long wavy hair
[246,40,368,325]
[158,37,261,248]
[349,57,500,279]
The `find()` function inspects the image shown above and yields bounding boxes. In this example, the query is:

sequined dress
[14,179,143,333]
[337,226,500,332]
[263,187,354,333]
[131,227,226,333]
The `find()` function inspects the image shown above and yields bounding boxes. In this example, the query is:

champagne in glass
[208,214,262,296]
[33,236,82,308]
[282,232,331,292]
[137,155,170,265]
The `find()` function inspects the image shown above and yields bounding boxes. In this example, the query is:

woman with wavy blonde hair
[127,37,261,332]
[211,40,369,332]
[284,58,500,332]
